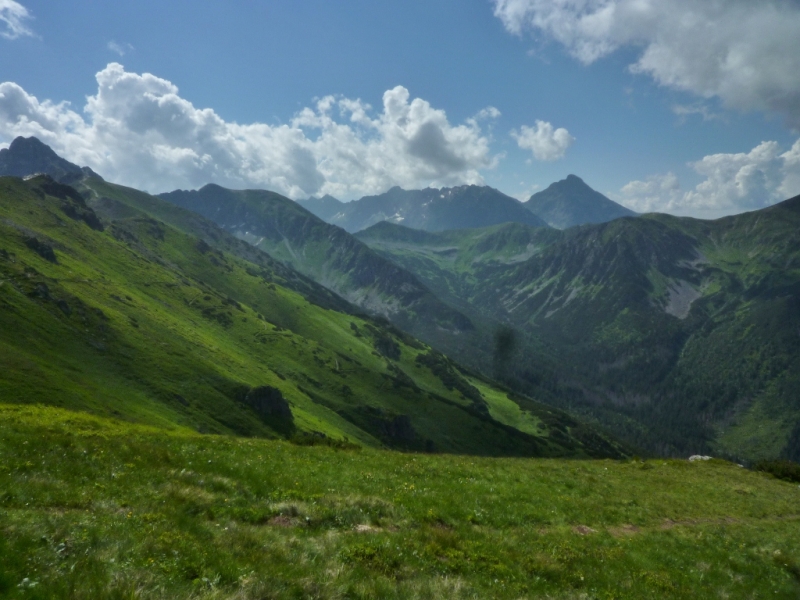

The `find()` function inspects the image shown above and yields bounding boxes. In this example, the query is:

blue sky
[1,0,799,218]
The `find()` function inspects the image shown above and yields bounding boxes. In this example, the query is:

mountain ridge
[301,184,550,232]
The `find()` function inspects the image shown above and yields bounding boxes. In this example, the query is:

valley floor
[1,403,800,599]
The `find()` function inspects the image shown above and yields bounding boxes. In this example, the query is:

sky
[1,0,799,218]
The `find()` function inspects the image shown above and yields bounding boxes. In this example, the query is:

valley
[1,136,799,598]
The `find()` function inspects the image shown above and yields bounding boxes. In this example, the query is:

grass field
[2,404,799,599]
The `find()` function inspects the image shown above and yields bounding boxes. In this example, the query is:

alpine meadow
[2,1,800,598]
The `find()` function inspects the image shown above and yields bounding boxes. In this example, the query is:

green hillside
[1,405,799,599]
[357,202,800,461]
[355,221,561,313]
[156,185,474,339]
[0,174,624,458]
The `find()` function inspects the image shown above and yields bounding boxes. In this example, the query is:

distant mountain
[315,185,549,233]
[158,184,474,337]
[358,200,800,461]
[524,174,636,229]
[297,194,345,221]
[0,136,102,184]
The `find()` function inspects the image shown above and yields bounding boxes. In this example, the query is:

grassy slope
[354,221,562,331]
[0,175,624,458]
[1,404,800,599]
[154,184,474,337]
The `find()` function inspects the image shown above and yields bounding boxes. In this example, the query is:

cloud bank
[0,0,33,39]
[0,63,500,198]
[493,0,800,127]
[618,139,800,215]
[512,120,574,161]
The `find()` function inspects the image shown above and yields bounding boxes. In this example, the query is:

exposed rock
[688,455,712,462]
[384,415,416,443]
[24,237,57,263]
[664,280,701,319]
[244,385,293,420]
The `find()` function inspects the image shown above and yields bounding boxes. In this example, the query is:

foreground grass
[1,405,800,599]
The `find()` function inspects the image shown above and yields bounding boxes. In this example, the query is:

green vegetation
[2,404,800,599]
[357,200,800,462]
[155,183,474,337]
[0,174,621,458]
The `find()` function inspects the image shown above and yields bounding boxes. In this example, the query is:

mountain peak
[0,136,103,183]
[524,175,636,229]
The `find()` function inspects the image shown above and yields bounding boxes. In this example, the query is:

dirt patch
[572,525,597,536]
[608,524,640,537]
[268,515,298,528]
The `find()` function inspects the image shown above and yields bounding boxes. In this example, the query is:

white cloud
[618,139,800,215]
[511,120,575,161]
[0,0,33,39]
[473,106,501,121]
[0,63,499,198]
[493,0,800,128]
[107,41,133,56]
[671,103,723,124]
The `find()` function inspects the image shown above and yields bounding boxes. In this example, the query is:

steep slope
[321,185,549,233]
[524,174,637,229]
[298,194,345,221]
[0,174,627,457]
[0,136,102,184]
[158,185,474,337]
[357,203,800,460]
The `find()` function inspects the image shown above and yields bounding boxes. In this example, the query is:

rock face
[524,175,636,229]
[244,386,292,419]
[0,137,103,184]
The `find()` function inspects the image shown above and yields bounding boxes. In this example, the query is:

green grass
[1,403,800,599]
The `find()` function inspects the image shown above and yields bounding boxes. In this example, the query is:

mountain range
[357,207,800,460]
[0,136,626,458]
[3,136,799,463]
[299,185,549,232]
[299,175,637,233]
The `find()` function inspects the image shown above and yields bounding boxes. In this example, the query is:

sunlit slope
[0,175,624,458]
[1,405,799,599]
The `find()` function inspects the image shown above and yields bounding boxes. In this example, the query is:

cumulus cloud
[0,64,499,198]
[511,120,575,161]
[618,139,800,215]
[0,0,33,39]
[493,0,800,128]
